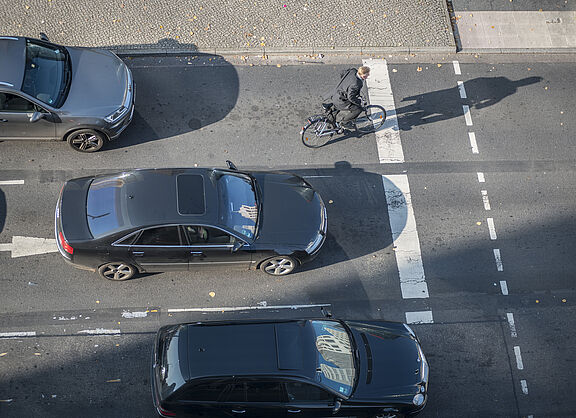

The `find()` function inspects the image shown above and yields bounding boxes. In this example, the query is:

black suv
[151,318,429,417]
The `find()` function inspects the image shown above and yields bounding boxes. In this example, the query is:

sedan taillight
[58,231,74,255]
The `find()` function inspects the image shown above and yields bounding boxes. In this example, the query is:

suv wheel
[67,129,105,152]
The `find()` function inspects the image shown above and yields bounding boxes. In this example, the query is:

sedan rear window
[86,175,132,239]
[22,39,71,107]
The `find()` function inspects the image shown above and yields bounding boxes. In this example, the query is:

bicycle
[301,100,386,148]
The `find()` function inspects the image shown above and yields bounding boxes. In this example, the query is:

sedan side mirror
[39,32,50,41]
[29,111,45,123]
[226,160,238,170]
[332,399,342,414]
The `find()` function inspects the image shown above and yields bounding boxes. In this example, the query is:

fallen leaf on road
[476,221,482,225]
[0,353,7,357]
[417,67,422,72]
[106,379,121,383]
[209,291,215,298]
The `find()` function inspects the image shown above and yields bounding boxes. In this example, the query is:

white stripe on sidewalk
[481,190,491,210]
[500,280,509,295]
[477,172,485,183]
[514,346,524,370]
[453,60,461,75]
[0,180,25,185]
[405,311,434,324]
[78,328,121,335]
[457,81,467,98]
[363,58,405,163]
[521,380,529,395]
[383,175,429,298]
[463,105,473,126]
[0,331,36,338]
[487,218,497,240]
[494,249,504,271]
[468,132,479,153]
[507,313,517,337]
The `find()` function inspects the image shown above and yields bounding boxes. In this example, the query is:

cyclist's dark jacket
[331,68,363,110]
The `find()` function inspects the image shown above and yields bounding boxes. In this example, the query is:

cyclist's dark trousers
[336,104,362,123]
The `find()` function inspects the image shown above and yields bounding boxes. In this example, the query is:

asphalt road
[1,53,576,417]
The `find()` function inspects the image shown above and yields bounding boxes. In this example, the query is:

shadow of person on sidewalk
[396,76,543,131]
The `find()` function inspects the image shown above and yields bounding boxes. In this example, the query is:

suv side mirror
[232,239,244,252]
[39,32,50,41]
[29,111,45,123]
[226,160,238,170]
[332,399,342,414]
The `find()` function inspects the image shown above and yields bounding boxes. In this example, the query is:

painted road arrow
[0,236,58,258]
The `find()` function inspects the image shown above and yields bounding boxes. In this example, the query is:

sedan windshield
[21,39,71,107]
[215,171,258,240]
[311,320,356,397]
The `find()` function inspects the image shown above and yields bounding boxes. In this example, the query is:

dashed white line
[167,303,331,313]
[0,331,36,338]
[468,132,479,153]
[0,180,25,185]
[507,313,517,337]
[477,172,485,183]
[500,280,509,295]
[453,60,461,75]
[521,380,529,395]
[121,311,148,318]
[514,346,524,370]
[77,328,121,335]
[481,190,491,210]
[462,105,473,126]
[405,311,434,324]
[494,249,504,271]
[487,218,497,240]
[457,81,467,99]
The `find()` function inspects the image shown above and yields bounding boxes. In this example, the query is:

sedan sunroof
[176,174,205,215]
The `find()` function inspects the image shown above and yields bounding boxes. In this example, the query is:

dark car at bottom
[55,162,326,280]
[151,318,429,418]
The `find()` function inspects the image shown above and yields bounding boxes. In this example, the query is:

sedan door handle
[190,251,203,256]
[231,410,246,414]
[288,409,301,413]
[0,119,8,122]
[131,251,144,256]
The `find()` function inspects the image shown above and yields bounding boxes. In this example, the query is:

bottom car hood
[253,173,324,246]
[347,321,425,402]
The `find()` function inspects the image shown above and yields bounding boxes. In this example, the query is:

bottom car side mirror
[332,399,342,414]
[232,240,244,252]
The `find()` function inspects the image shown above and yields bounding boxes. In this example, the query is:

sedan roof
[0,37,25,89]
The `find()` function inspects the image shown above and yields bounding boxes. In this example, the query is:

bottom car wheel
[67,129,106,152]
[98,262,136,281]
[260,256,297,276]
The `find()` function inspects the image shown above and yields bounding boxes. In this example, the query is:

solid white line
[481,190,491,210]
[383,175,429,299]
[0,180,25,185]
[514,346,524,370]
[0,331,36,338]
[477,172,485,183]
[468,132,478,153]
[453,60,461,75]
[521,380,529,395]
[500,280,509,295]
[457,81,467,99]
[494,249,503,271]
[363,58,405,163]
[78,328,121,335]
[167,303,331,313]
[507,313,517,337]
[487,218,497,240]
[462,105,473,126]
[405,311,434,324]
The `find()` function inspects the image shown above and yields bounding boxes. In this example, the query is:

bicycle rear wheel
[301,116,333,148]
[355,105,386,133]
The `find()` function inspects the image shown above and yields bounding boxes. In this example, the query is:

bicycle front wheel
[355,105,386,133]
[301,117,332,148]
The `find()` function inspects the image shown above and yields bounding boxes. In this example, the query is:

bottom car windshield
[215,171,258,240]
[311,320,356,397]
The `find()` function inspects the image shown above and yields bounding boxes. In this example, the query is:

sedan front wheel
[260,256,297,276]
[98,262,136,281]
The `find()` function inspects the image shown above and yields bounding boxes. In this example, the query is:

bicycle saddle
[322,103,334,110]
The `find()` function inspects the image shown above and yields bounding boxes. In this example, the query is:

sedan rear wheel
[98,262,136,281]
[260,256,297,276]
[67,129,105,152]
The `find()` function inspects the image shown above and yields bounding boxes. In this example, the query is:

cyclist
[329,66,370,132]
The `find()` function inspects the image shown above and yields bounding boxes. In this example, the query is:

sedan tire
[66,129,106,152]
[260,256,297,276]
[98,262,136,281]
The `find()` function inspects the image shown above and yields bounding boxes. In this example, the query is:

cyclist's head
[358,66,370,79]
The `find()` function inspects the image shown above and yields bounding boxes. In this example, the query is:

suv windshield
[311,320,356,397]
[21,39,71,107]
[214,171,258,240]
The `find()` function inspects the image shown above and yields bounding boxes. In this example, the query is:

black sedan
[151,317,429,417]
[55,162,326,280]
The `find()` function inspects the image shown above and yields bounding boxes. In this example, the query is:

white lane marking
[0,331,36,338]
[494,249,503,271]
[481,190,491,210]
[0,236,58,258]
[463,105,473,126]
[487,218,497,240]
[514,346,524,370]
[457,81,467,99]
[383,175,429,299]
[121,311,148,318]
[500,280,509,295]
[521,380,529,395]
[78,328,121,335]
[507,313,517,337]
[405,311,433,324]
[0,180,25,185]
[468,132,479,153]
[453,60,461,75]
[363,58,405,163]
[167,303,331,313]
[477,172,485,183]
